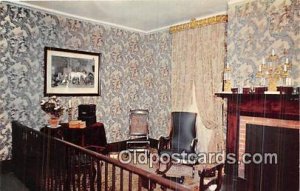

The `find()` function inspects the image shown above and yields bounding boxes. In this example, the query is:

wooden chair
[198,163,224,191]
[126,109,150,152]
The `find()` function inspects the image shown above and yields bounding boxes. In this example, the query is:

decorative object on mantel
[242,87,254,94]
[296,87,300,95]
[41,96,65,128]
[231,88,238,94]
[254,87,268,94]
[256,49,292,94]
[277,86,294,95]
[223,63,232,92]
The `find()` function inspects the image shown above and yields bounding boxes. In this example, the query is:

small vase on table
[48,115,61,128]
[41,96,65,128]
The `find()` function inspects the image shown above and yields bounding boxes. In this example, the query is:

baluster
[71,149,76,191]
[82,154,87,191]
[138,175,142,191]
[51,147,54,191]
[96,160,102,190]
[77,151,81,190]
[53,142,58,191]
[120,169,123,191]
[89,156,95,191]
[149,180,155,191]
[57,143,62,191]
[105,162,108,191]
[112,165,116,190]
[129,171,132,191]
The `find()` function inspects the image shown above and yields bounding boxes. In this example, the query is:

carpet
[100,151,201,191]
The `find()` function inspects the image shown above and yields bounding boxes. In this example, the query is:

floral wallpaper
[227,0,300,89]
[2,0,298,161]
[0,3,171,160]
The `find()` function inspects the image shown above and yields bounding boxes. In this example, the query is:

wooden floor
[0,172,29,191]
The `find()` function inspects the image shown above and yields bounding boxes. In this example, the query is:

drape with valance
[171,22,226,153]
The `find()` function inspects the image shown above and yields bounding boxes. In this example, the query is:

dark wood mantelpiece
[216,93,299,120]
[215,92,300,176]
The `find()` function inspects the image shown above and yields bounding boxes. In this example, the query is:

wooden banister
[12,121,189,191]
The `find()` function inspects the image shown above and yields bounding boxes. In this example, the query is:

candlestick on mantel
[286,78,292,86]
[261,78,266,86]
[256,49,291,93]
[68,99,73,121]
[223,62,232,92]
[272,49,275,56]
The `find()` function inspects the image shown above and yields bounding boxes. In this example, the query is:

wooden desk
[40,122,107,148]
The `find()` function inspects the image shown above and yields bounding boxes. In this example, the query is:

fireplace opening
[243,124,299,191]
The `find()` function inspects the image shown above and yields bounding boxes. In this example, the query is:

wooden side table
[40,122,107,148]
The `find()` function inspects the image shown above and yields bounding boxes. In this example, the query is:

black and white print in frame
[44,47,101,96]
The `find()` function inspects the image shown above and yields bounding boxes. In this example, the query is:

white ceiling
[11,0,228,33]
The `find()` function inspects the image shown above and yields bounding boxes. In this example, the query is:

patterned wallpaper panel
[0,3,171,160]
[227,0,300,89]
[2,0,298,161]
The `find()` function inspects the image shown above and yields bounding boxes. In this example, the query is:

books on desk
[69,120,86,128]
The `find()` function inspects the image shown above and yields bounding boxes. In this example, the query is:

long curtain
[171,22,226,153]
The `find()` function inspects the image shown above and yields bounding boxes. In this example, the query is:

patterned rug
[101,151,201,191]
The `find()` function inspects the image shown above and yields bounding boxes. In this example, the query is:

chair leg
[192,166,195,178]
[155,159,161,174]
[156,161,173,175]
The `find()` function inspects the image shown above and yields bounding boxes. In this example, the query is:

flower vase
[48,116,61,128]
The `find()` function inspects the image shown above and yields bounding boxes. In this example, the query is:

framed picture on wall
[44,47,101,96]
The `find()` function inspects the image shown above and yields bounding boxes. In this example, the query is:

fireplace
[238,116,300,178]
[216,93,299,190]
[244,124,299,191]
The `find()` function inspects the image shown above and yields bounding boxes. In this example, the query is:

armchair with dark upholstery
[156,111,198,176]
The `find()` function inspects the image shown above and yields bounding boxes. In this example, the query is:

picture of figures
[51,56,95,88]
[45,47,100,96]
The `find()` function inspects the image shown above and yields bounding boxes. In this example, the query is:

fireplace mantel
[216,93,299,119]
[215,93,300,175]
